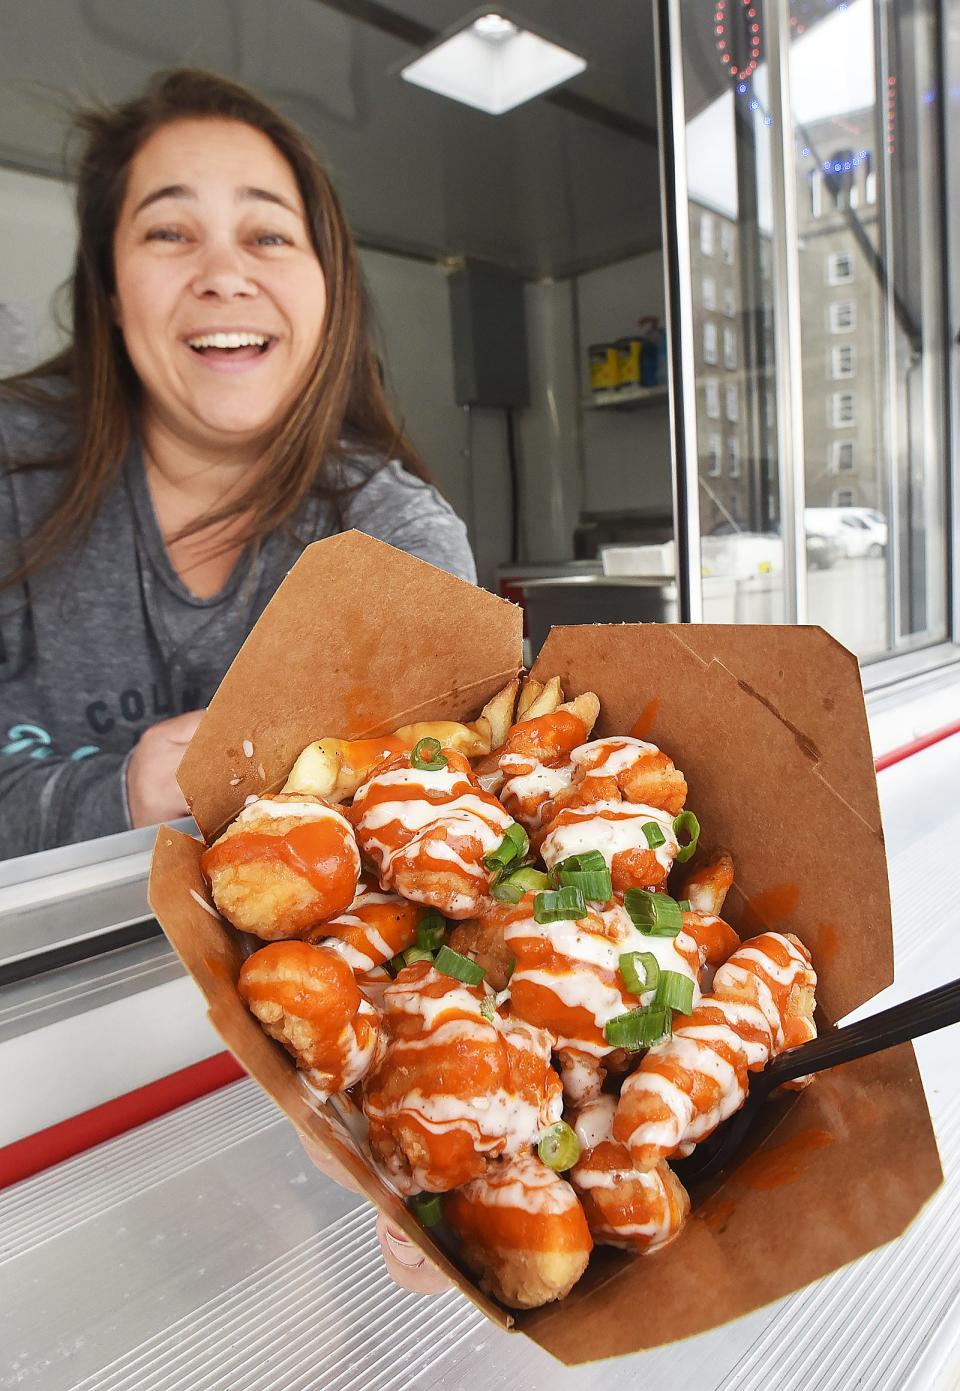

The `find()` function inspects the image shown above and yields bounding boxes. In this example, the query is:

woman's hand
[126,709,206,827]
[299,1133,450,1295]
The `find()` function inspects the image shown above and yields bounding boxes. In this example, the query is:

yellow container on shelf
[588,342,619,391]
[615,336,643,390]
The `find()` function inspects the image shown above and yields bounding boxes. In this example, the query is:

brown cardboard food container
[148,531,943,1363]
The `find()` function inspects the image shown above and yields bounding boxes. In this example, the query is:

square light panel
[400,12,587,116]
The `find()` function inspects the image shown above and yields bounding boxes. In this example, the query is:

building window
[810,172,823,219]
[832,440,855,472]
[720,223,735,265]
[833,488,855,507]
[700,211,715,257]
[831,391,856,427]
[727,437,741,478]
[829,300,856,333]
[725,383,739,422]
[827,251,854,284]
[723,327,737,370]
[705,432,722,476]
[705,378,720,419]
[702,276,717,311]
[703,321,718,365]
[723,286,737,319]
[830,344,856,379]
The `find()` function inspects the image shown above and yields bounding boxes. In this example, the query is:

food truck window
[661,0,953,671]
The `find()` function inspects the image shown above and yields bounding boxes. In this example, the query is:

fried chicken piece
[306,875,420,972]
[570,1095,690,1253]
[503,895,700,1084]
[351,749,514,919]
[447,910,516,991]
[539,799,682,892]
[238,941,381,1099]
[200,792,360,940]
[444,1153,593,1308]
[362,961,562,1193]
[613,931,817,1168]
[568,737,687,816]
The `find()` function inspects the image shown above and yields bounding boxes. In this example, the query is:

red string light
[715,0,762,83]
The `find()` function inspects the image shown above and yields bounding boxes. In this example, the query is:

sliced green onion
[403,946,435,966]
[480,995,497,1021]
[386,951,407,975]
[678,899,692,912]
[538,1121,581,1171]
[555,850,607,875]
[641,821,666,849]
[624,888,683,938]
[533,886,586,924]
[506,957,516,982]
[491,866,550,903]
[410,1193,443,1227]
[434,944,485,985]
[415,909,447,951]
[555,852,612,902]
[654,970,695,1014]
[672,810,701,863]
[411,737,447,772]
[603,1004,672,1051]
[484,822,529,875]
[618,950,660,996]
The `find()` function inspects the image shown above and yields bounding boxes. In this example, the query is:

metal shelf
[582,384,669,409]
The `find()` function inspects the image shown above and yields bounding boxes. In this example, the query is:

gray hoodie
[0,390,476,856]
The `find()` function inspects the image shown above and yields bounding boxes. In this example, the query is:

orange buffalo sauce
[201,817,358,919]
[445,1170,592,1254]
[681,910,741,967]
[339,735,408,777]
[629,697,660,740]
[511,710,588,758]
[238,941,361,1044]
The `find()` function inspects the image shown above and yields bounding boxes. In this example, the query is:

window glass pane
[790,0,948,659]
[678,0,788,623]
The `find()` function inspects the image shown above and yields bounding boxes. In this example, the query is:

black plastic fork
[672,975,960,1185]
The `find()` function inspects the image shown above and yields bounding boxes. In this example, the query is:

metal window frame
[656,0,957,669]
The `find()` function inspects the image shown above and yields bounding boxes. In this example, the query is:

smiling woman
[0,69,475,860]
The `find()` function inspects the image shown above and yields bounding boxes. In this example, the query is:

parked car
[707,521,841,573]
[804,507,888,559]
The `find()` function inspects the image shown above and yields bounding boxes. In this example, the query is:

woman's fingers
[376,1214,451,1295]
[300,1133,449,1294]
[298,1132,362,1194]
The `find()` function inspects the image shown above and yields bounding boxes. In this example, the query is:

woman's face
[113,117,327,454]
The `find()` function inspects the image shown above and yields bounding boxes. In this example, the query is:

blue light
[801,147,811,157]
[823,160,832,171]
[838,1,847,9]
[852,156,860,167]
[843,160,852,171]
[859,149,868,158]
[763,115,773,126]
[750,98,759,110]
[737,82,747,93]
[833,161,843,172]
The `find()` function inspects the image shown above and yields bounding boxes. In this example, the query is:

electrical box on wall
[448,260,530,408]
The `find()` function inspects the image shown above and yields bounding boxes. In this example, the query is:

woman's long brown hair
[0,67,429,589]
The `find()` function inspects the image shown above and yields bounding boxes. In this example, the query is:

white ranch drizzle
[541,800,678,875]
[189,888,223,920]
[570,736,659,776]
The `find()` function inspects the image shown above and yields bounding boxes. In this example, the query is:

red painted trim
[0,1050,245,1190]
[874,718,960,772]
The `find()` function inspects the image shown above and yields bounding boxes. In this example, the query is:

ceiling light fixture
[399,9,587,116]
